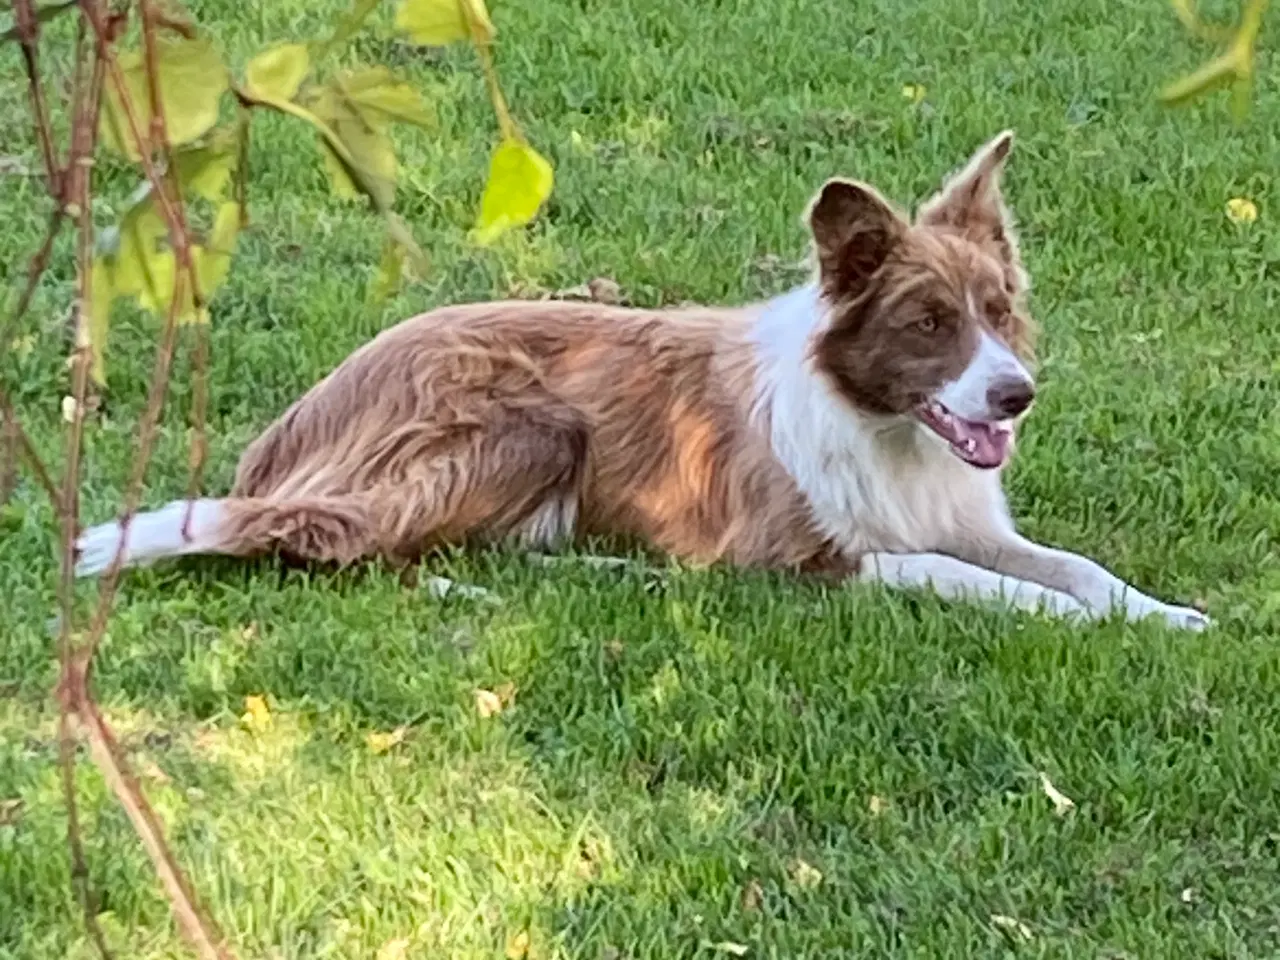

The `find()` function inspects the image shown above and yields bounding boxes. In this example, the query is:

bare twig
[12,0,63,195]
[0,388,63,511]
[53,5,238,957]
[52,5,112,957]
[0,208,65,360]
[60,653,233,960]
[135,0,209,516]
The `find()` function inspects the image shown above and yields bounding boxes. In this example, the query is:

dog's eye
[916,316,938,334]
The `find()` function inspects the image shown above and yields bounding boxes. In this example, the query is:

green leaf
[173,132,239,201]
[307,70,433,206]
[101,37,229,160]
[395,0,493,46]
[0,0,78,45]
[315,0,385,61]
[87,258,115,386]
[113,198,169,310]
[249,91,429,273]
[194,201,242,302]
[311,86,398,208]
[245,43,310,103]
[473,137,554,245]
[338,67,435,127]
[368,235,407,303]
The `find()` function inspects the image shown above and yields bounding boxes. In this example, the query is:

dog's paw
[1154,603,1211,632]
[74,520,126,577]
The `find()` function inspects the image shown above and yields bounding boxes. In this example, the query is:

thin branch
[60,4,237,956]
[51,6,112,956]
[0,388,63,511]
[12,0,63,195]
[0,208,65,360]
[0,406,16,505]
[62,654,234,960]
[185,323,209,506]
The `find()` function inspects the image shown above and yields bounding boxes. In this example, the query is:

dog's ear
[807,178,905,301]
[917,130,1026,291]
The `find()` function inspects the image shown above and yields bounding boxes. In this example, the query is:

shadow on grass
[5,547,1279,957]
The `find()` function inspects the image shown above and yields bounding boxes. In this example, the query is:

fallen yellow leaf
[474,687,503,718]
[901,83,927,104]
[990,914,1033,941]
[376,937,411,960]
[241,694,271,732]
[1226,196,1258,224]
[788,858,823,889]
[367,726,410,754]
[505,929,531,959]
[868,794,888,816]
[1038,772,1076,816]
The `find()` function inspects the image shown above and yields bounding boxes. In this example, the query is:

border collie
[75,132,1209,630]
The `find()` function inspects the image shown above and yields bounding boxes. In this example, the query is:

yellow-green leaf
[369,235,407,303]
[317,0,384,60]
[101,37,228,160]
[245,43,309,103]
[311,84,398,208]
[473,137,554,245]
[395,0,493,46]
[87,258,115,386]
[366,725,410,754]
[113,199,169,307]
[195,201,242,301]
[173,135,238,201]
[338,67,435,127]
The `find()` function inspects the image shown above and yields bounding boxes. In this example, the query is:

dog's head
[808,131,1036,470]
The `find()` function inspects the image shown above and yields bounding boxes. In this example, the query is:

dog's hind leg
[75,420,589,577]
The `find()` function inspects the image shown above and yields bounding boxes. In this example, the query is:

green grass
[3,0,1280,956]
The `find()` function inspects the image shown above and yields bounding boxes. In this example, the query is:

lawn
[3,0,1279,956]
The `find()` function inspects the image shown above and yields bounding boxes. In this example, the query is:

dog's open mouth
[915,401,1014,469]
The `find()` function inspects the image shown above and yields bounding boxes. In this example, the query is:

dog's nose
[987,378,1036,418]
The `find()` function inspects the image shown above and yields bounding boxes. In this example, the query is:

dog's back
[73,300,838,577]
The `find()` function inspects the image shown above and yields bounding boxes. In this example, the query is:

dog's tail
[74,495,378,577]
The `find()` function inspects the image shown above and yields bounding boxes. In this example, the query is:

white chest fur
[749,285,1012,556]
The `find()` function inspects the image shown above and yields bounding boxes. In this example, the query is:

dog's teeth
[962,438,977,454]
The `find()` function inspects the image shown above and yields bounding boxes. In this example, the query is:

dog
[75,131,1209,630]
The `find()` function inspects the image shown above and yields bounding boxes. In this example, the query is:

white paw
[422,576,500,603]
[1152,603,1211,632]
[75,520,130,577]
[1112,594,1211,632]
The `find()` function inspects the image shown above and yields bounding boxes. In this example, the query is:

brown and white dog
[76,132,1208,629]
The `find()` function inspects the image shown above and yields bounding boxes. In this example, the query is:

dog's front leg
[857,552,1088,621]
[949,533,1210,631]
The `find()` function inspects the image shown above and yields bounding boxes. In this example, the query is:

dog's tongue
[952,418,1012,469]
